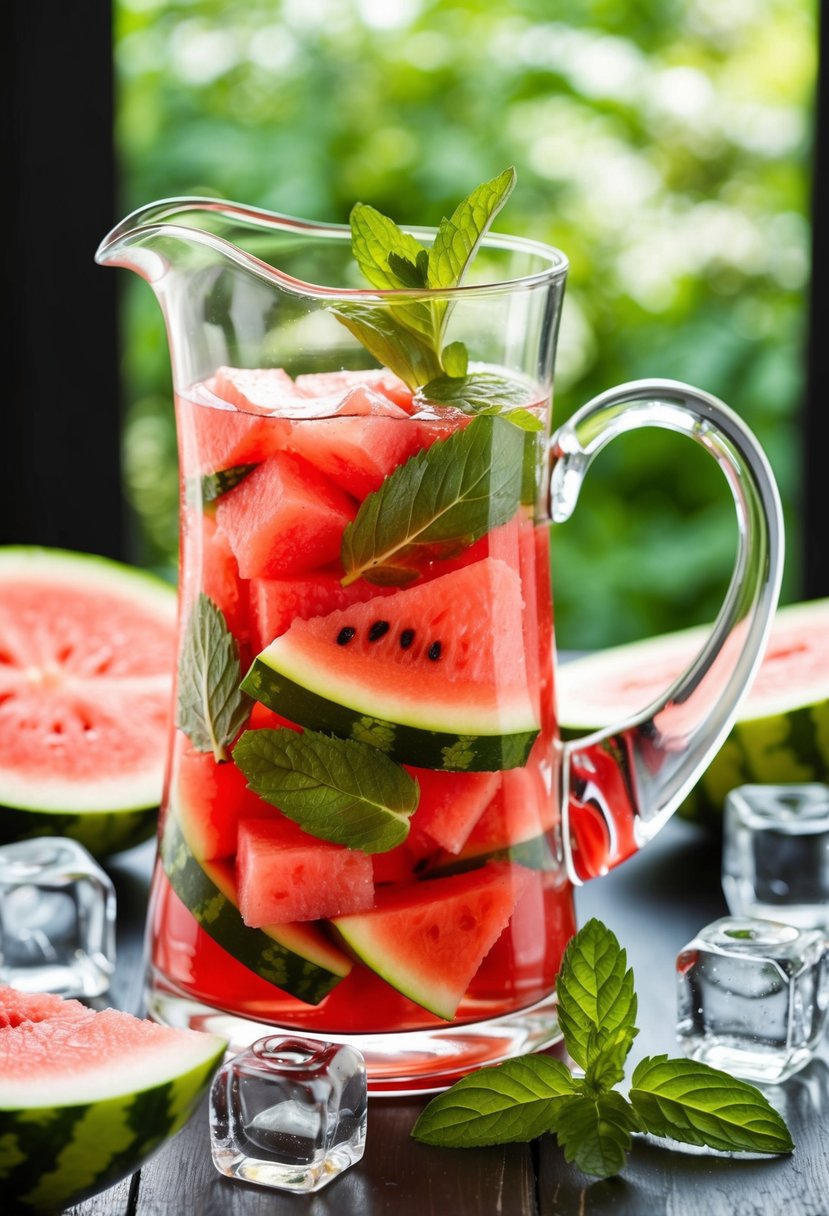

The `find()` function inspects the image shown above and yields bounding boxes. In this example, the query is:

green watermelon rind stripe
[242,656,538,772]
[0,1046,224,1211]
[160,813,349,1005]
[0,803,157,857]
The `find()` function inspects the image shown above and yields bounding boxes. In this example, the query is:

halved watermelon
[331,862,531,1019]
[0,548,176,857]
[556,599,829,825]
[242,557,540,771]
[215,452,357,579]
[236,816,374,925]
[0,987,226,1213]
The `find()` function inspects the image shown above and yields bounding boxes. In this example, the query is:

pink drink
[147,366,576,1084]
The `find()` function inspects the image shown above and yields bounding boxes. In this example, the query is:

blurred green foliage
[114,0,815,650]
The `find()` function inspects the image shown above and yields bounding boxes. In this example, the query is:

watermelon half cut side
[556,599,829,825]
[0,987,226,1213]
[0,548,177,857]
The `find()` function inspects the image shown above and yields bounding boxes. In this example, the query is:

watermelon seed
[368,620,390,642]
[400,628,415,649]
[336,627,356,646]
[428,641,442,661]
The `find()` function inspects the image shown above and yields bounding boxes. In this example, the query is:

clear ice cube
[0,837,116,997]
[210,1035,367,1193]
[676,916,829,1082]
[722,783,829,929]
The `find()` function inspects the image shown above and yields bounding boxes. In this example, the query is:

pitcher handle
[549,378,784,882]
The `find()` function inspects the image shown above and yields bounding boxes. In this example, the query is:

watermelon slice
[331,862,531,1019]
[557,599,829,825]
[0,547,176,857]
[215,452,357,579]
[236,816,375,925]
[0,987,225,1213]
[242,557,540,772]
[161,812,351,1004]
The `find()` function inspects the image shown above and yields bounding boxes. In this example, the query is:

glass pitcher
[97,199,783,1093]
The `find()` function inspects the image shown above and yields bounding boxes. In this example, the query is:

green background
[114,0,815,651]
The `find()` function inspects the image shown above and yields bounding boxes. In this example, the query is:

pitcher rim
[95,195,570,299]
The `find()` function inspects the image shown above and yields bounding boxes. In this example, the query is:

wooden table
[66,818,829,1216]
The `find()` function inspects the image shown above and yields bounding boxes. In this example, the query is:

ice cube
[210,1035,367,1193]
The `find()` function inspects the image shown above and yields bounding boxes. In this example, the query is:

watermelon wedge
[332,862,531,1020]
[242,557,540,771]
[0,987,226,1213]
[0,548,176,857]
[556,599,829,824]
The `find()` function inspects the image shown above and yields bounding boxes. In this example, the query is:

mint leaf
[176,593,250,762]
[428,166,517,340]
[556,918,638,1072]
[341,413,523,586]
[419,371,535,414]
[349,202,425,291]
[584,1026,638,1093]
[630,1055,794,1155]
[232,726,419,853]
[331,301,444,389]
[412,1055,581,1147]
[552,1090,641,1178]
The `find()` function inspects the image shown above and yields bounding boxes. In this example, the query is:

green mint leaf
[340,413,524,586]
[200,462,257,504]
[331,301,443,390]
[429,167,517,293]
[556,918,638,1072]
[584,1025,638,1093]
[387,251,428,288]
[552,1090,641,1179]
[629,1055,795,1155]
[232,726,419,853]
[349,202,426,291]
[419,371,535,414]
[412,1055,581,1147]
[176,593,250,762]
[441,341,468,378]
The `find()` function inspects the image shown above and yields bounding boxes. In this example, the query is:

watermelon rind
[0,1011,225,1213]
[161,811,351,1004]
[0,546,176,857]
[556,599,829,826]
[243,650,538,772]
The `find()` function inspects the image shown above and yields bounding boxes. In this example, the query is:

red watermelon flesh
[458,763,553,858]
[249,572,395,650]
[197,515,249,643]
[236,816,375,925]
[215,452,357,579]
[406,767,500,854]
[331,862,531,1020]
[286,415,433,500]
[294,369,414,413]
[170,732,276,861]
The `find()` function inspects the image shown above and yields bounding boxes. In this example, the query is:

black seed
[336,627,356,646]
[399,628,415,650]
[427,640,442,661]
[368,620,390,642]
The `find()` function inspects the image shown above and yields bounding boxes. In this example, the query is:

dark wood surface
[65,817,829,1216]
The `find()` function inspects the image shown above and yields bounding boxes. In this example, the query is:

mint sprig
[332,168,516,395]
[176,593,250,762]
[340,413,524,587]
[412,918,794,1177]
[232,725,419,853]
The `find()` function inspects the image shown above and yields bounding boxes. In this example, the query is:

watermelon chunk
[236,817,375,925]
[196,514,250,642]
[294,368,415,413]
[332,862,531,1020]
[406,767,500,854]
[0,988,226,1213]
[171,732,275,861]
[243,557,540,771]
[215,452,357,579]
[249,572,394,649]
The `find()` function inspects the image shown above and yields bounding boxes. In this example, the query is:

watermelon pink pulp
[0,548,176,857]
[0,988,226,1212]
